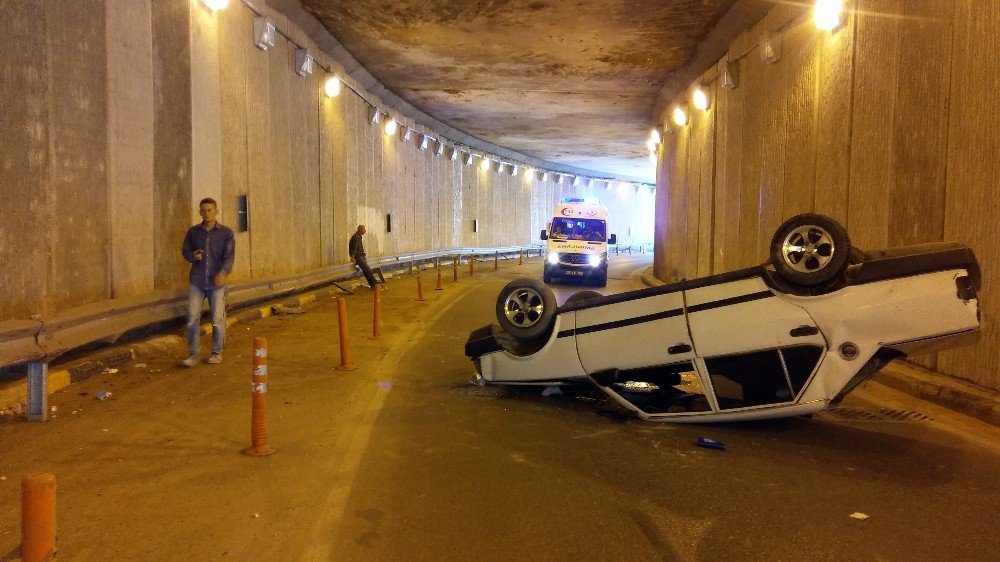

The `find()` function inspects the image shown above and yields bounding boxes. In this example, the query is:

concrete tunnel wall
[653,1,1000,390]
[0,0,653,324]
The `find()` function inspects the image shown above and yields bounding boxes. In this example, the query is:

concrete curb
[638,266,999,426]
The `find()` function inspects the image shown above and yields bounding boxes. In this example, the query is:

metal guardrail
[0,245,545,370]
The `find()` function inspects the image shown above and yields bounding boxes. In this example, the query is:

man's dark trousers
[355,256,382,287]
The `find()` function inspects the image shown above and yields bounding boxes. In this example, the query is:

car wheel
[495,278,557,340]
[770,213,851,286]
[564,290,603,305]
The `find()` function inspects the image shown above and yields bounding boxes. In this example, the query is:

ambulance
[540,197,617,286]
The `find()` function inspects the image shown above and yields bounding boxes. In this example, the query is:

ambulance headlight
[588,254,602,267]
[547,252,560,265]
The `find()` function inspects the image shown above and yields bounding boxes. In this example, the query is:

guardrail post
[518,249,523,265]
[436,268,443,290]
[244,337,275,456]
[453,256,459,282]
[26,362,48,422]
[334,298,356,371]
[469,254,475,276]
[417,273,426,301]
[408,260,414,275]
[494,251,499,269]
[371,284,382,339]
[21,472,57,562]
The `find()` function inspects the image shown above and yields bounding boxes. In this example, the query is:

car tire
[564,290,603,305]
[770,213,851,286]
[496,278,557,340]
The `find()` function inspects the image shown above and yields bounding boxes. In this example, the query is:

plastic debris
[377,380,393,390]
[273,304,305,315]
[252,513,261,519]
[134,363,147,368]
[50,406,57,413]
[541,386,563,397]
[95,390,112,401]
[849,512,869,520]
[105,368,119,374]
[696,437,726,451]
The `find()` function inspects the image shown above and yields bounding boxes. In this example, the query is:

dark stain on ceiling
[301,0,737,181]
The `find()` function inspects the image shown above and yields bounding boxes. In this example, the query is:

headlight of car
[547,252,560,265]
[588,254,602,267]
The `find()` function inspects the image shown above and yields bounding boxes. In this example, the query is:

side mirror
[609,234,617,245]
[540,229,548,240]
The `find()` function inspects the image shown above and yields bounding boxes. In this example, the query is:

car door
[575,289,695,374]
[684,276,827,410]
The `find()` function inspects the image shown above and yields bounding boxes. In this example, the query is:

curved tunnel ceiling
[300,0,738,182]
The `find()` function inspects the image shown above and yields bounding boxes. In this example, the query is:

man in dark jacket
[349,224,382,289]
[180,198,235,366]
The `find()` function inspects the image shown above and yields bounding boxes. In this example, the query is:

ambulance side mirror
[540,230,548,240]
[609,233,617,245]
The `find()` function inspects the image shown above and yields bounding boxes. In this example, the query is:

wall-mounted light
[368,107,381,125]
[759,31,780,64]
[324,76,341,97]
[720,60,738,90]
[510,165,519,176]
[384,119,397,135]
[436,140,446,156]
[201,0,228,11]
[494,161,505,173]
[649,153,657,166]
[692,88,710,111]
[814,0,846,31]
[605,180,614,191]
[253,17,275,50]
[646,138,657,153]
[541,172,549,182]
[650,128,661,145]
[294,48,314,76]
[672,106,688,127]
[480,157,491,171]
[524,167,534,179]
[572,176,581,187]
[399,127,412,142]
[418,135,430,150]
[449,147,460,161]
[463,152,475,166]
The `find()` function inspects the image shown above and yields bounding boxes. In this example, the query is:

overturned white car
[465,214,981,422]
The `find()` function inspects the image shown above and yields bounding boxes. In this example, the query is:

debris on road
[850,512,869,520]
[135,363,147,368]
[273,304,305,315]
[104,368,119,374]
[541,386,563,397]
[696,437,726,451]
[252,513,261,518]
[95,390,113,401]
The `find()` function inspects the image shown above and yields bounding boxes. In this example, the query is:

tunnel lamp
[294,49,314,76]
[649,153,657,166]
[524,167,534,179]
[646,138,657,153]
[480,157,491,171]
[418,135,430,150]
[324,76,341,97]
[400,128,412,142]
[692,88,710,111]
[368,107,381,125]
[541,172,549,182]
[814,0,846,31]
[202,0,228,11]
[495,161,506,173]
[463,152,475,166]
[720,61,738,90]
[650,128,661,144]
[605,180,613,191]
[449,147,460,160]
[384,119,397,136]
[436,140,446,156]
[672,107,688,127]
[253,17,275,50]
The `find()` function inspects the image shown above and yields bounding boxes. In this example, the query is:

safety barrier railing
[0,245,544,371]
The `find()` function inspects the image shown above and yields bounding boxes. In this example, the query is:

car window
[610,362,712,414]
[781,345,824,396]
[705,350,794,409]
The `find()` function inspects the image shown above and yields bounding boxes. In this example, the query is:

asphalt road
[1,254,997,560]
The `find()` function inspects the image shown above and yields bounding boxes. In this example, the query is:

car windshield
[551,218,606,241]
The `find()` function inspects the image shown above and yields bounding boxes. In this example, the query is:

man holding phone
[180,197,235,367]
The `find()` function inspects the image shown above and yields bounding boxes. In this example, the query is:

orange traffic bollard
[417,273,426,301]
[244,337,275,456]
[436,269,443,290]
[334,298,356,371]
[494,251,499,269]
[21,473,56,562]
[371,284,382,339]
[518,249,523,265]
[453,257,459,282]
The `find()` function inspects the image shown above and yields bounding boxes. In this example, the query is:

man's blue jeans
[186,285,226,356]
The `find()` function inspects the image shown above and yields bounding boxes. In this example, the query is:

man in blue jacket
[180,198,235,367]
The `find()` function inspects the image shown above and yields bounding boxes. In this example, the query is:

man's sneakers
[180,353,222,367]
